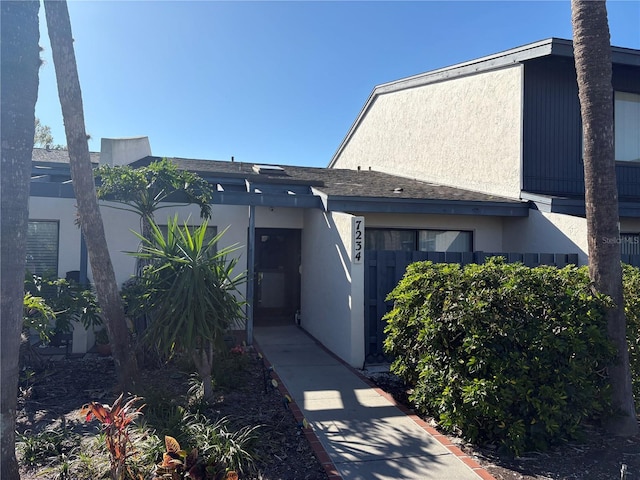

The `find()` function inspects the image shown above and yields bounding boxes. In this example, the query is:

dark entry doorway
[253,228,301,325]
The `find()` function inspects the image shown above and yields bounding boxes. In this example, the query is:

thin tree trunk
[0,2,40,478]
[571,0,638,435]
[44,0,138,390]
[192,343,214,401]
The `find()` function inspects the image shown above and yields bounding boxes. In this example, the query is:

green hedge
[383,258,628,455]
[623,264,640,401]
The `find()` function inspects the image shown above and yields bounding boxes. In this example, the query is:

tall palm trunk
[44,0,138,390]
[0,2,40,478]
[571,0,638,435]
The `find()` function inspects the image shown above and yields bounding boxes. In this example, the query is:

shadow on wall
[502,209,587,265]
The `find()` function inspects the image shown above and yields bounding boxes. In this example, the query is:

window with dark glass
[26,220,59,275]
[365,228,472,252]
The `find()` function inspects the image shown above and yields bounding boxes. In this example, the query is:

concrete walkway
[254,325,494,480]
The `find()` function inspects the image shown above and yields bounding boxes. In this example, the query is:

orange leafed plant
[81,393,144,480]
[153,435,239,480]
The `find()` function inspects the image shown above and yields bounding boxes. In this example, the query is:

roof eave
[322,195,530,216]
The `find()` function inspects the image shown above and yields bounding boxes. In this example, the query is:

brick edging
[262,326,497,480]
[251,338,343,480]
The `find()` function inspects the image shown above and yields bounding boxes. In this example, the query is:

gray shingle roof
[132,155,521,205]
[32,148,526,213]
[32,147,101,165]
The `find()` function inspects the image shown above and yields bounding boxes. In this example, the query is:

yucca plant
[130,216,246,401]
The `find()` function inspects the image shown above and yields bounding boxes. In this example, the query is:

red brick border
[252,328,497,480]
[252,339,344,479]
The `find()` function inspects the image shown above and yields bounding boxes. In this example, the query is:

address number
[352,216,364,264]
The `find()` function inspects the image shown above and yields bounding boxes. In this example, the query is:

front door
[253,228,301,325]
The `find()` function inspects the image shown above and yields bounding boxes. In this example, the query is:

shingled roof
[32,147,100,165]
[31,148,528,216]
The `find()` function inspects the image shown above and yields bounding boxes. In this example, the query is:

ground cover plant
[384,258,639,456]
[16,345,328,480]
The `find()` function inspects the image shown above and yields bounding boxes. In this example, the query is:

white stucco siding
[363,213,504,252]
[255,206,304,229]
[300,210,364,367]
[333,65,524,199]
[502,210,588,265]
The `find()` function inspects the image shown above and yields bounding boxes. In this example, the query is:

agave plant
[130,216,246,401]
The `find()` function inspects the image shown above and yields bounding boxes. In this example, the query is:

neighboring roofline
[522,192,640,217]
[328,37,640,168]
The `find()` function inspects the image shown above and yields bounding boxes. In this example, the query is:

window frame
[26,220,60,276]
[365,227,473,253]
[614,91,640,163]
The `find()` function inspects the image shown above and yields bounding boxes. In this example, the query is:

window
[365,228,472,252]
[418,230,473,252]
[26,220,59,275]
[615,92,640,162]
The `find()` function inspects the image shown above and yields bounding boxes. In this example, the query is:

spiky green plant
[130,216,247,401]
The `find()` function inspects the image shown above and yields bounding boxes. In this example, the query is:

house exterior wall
[28,196,83,279]
[300,209,365,368]
[502,210,588,265]
[362,213,504,252]
[523,57,640,198]
[332,65,524,199]
[255,206,304,229]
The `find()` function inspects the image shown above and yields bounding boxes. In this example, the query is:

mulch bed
[17,349,328,480]
[17,349,640,480]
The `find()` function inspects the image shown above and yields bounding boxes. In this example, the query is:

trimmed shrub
[384,258,616,455]
[623,264,640,401]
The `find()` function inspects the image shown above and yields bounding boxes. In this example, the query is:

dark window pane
[26,221,59,275]
[418,230,472,252]
[365,229,416,251]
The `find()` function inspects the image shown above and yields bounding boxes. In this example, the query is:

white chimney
[100,136,152,166]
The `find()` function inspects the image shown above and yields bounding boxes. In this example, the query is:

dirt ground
[16,351,327,480]
[16,351,640,480]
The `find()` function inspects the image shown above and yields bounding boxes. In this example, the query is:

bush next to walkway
[623,264,640,401]
[383,258,625,455]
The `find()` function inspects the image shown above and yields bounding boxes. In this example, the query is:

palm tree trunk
[0,2,40,478]
[44,0,138,390]
[571,0,638,435]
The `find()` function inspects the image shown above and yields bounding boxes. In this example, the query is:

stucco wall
[28,196,83,280]
[332,65,524,199]
[363,212,504,252]
[255,206,304,229]
[502,210,588,265]
[300,210,364,367]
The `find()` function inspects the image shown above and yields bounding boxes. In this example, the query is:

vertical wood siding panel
[524,58,640,199]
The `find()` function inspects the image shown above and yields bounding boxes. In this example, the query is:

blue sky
[35,1,640,167]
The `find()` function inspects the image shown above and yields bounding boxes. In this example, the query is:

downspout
[246,204,255,345]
